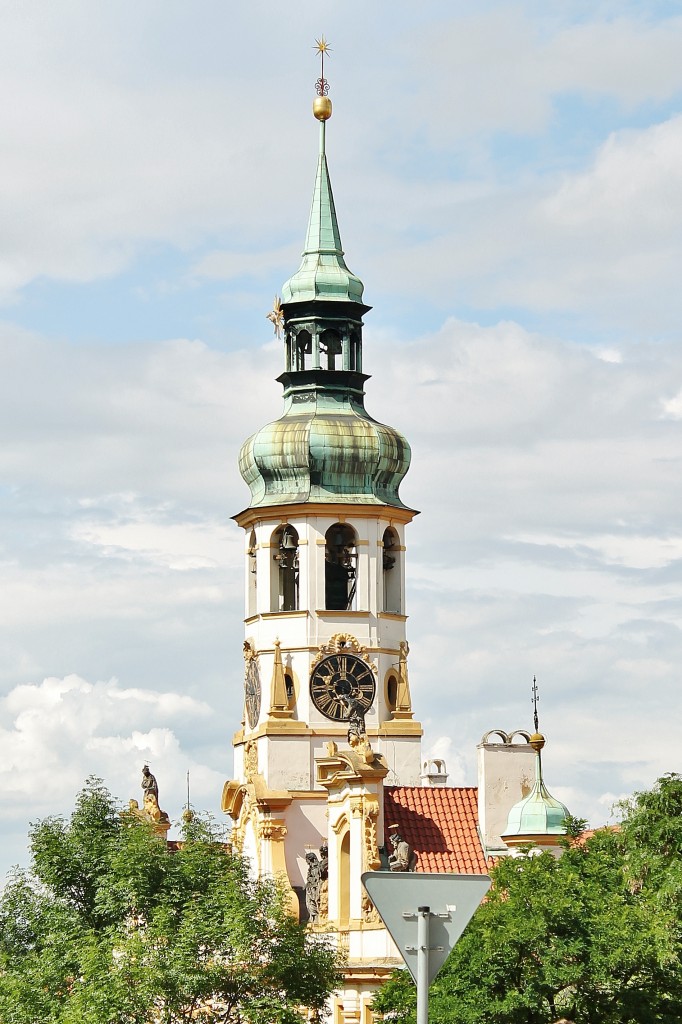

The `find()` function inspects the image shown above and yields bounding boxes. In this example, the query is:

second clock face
[310,652,376,722]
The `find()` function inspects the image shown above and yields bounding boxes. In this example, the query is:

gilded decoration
[310,633,376,673]
[258,820,288,842]
[349,796,364,818]
[362,797,382,923]
[243,740,259,782]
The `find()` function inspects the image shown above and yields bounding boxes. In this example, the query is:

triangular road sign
[361,871,491,984]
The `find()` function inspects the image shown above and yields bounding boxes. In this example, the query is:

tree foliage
[0,778,340,1023]
[374,774,682,1024]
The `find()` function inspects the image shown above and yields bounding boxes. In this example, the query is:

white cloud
[0,674,219,812]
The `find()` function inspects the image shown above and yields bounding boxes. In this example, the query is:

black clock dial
[310,653,376,722]
[245,658,261,730]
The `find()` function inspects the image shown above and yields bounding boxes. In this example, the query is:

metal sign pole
[417,905,430,1024]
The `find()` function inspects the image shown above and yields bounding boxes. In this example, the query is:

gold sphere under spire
[529,731,546,752]
[313,95,332,121]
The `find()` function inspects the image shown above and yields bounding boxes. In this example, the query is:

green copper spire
[281,80,364,304]
[237,45,413,514]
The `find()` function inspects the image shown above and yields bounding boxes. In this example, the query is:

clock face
[310,653,376,722]
[245,657,261,730]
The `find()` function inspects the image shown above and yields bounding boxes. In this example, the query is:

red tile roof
[384,786,487,874]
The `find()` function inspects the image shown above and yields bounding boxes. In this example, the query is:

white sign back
[361,871,491,984]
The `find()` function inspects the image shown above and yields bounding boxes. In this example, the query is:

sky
[1,0,682,879]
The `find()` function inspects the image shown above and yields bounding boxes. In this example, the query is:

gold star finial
[314,36,331,99]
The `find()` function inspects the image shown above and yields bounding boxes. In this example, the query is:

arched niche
[319,328,342,371]
[382,527,401,614]
[339,828,351,924]
[292,329,311,370]
[324,523,357,610]
[284,668,296,710]
[270,525,299,612]
[247,530,257,617]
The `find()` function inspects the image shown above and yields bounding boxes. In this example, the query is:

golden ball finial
[313,96,332,121]
[529,731,546,752]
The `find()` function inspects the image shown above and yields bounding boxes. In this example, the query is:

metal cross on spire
[531,675,540,732]
[314,35,331,96]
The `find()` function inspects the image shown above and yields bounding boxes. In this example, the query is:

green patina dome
[503,746,570,837]
[239,384,411,509]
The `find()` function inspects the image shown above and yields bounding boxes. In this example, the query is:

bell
[281,530,297,551]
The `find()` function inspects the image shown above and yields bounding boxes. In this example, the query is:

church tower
[222,47,425,1019]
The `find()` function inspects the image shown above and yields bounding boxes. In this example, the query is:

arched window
[295,330,312,370]
[382,527,401,614]
[271,525,299,612]
[247,530,257,617]
[319,329,342,371]
[325,524,357,610]
[339,828,351,923]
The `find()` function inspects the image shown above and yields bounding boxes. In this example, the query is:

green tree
[0,778,340,1023]
[374,775,682,1024]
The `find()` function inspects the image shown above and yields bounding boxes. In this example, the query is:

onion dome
[502,732,570,842]
[239,384,411,509]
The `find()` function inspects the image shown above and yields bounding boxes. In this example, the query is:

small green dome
[239,386,411,509]
[503,752,570,837]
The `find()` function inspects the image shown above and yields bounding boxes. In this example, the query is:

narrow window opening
[319,329,342,371]
[247,530,257,617]
[325,524,357,610]
[295,330,312,370]
[349,330,360,371]
[271,525,299,611]
[382,527,401,614]
[339,829,351,923]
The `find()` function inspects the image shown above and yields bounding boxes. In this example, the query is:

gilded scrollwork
[349,796,364,818]
[243,740,259,782]
[258,821,287,842]
[363,798,381,871]
[310,633,376,673]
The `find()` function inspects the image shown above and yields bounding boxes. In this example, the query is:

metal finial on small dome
[313,36,332,121]
[529,675,545,750]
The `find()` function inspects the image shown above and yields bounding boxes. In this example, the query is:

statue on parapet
[141,764,159,802]
[127,765,170,834]
[387,826,417,872]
